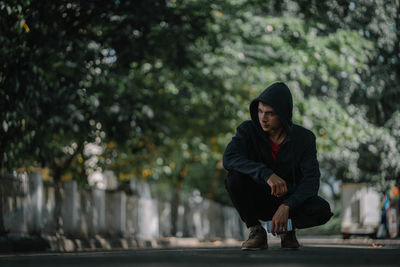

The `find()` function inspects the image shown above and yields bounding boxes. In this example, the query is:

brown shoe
[241,224,268,250]
[280,230,300,250]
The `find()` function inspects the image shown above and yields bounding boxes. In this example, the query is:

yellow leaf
[23,23,30,32]
[107,141,117,149]
[61,172,73,181]
[142,168,153,178]
[119,173,131,181]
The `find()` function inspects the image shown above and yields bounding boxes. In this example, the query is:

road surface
[1,239,399,266]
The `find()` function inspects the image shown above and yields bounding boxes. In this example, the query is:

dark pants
[225,170,333,228]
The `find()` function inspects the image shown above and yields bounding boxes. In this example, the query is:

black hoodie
[223,82,320,209]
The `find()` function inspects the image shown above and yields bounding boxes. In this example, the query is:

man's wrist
[266,173,274,182]
[280,203,290,210]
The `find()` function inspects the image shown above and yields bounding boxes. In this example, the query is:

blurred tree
[0,0,219,233]
[293,0,400,195]
[293,0,400,127]
[0,0,105,232]
[1,0,399,237]
[0,0,242,234]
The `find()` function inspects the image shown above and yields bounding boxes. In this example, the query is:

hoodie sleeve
[283,133,320,209]
[223,123,274,185]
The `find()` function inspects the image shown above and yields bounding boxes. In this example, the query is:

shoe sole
[241,245,268,251]
[280,247,300,251]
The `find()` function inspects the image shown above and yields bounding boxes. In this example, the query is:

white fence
[0,172,245,240]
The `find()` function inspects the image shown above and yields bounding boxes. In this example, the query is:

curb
[0,236,242,253]
[45,235,159,252]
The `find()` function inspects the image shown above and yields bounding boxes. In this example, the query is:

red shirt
[269,138,281,161]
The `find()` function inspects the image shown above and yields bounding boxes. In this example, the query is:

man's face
[258,102,282,132]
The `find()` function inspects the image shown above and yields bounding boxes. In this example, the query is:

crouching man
[223,82,333,250]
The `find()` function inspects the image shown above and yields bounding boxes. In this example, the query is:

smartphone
[266,219,293,234]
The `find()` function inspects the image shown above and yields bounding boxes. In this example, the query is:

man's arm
[222,123,274,185]
[282,133,320,209]
[271,133,320,234]
[270,203,290,235]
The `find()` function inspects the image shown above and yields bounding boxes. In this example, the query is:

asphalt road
[1,243,399,267]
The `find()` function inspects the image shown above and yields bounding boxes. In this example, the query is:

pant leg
[290,195,333,229]
[225,170,282,228]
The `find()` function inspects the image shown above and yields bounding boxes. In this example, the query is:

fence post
[106,191,126,236]
[28,172,43,235]
[62,180,79,236]
[91,188,106,235]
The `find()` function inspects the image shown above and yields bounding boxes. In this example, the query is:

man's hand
[267,173,287,197]
[271,204,290,235]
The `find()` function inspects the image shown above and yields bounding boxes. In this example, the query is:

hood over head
[250,82,293,134]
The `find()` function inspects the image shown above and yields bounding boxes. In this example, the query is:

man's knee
[304,196,332,215]
[292,196,333,229]
[225,170,248,192]
[313,196,333,223]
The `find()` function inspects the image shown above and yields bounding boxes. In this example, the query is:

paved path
[1,238,399,266]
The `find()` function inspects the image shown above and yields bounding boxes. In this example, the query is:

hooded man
[223,82,333,250]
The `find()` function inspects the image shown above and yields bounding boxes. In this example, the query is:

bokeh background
[1,0,399,242]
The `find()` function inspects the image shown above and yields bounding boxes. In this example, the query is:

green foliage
[295,0,400,126]
[1,0,399,205]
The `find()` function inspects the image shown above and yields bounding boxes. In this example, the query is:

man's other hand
[270,204,290,235]
[267,173,287,197]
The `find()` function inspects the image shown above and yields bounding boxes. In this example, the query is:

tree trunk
[51,141,85,234]
[395,0,400,78]
[206,167,221,200]
[52,174,63,233]
[170,165,187,236]
[170,185,180,236]
[0,125,21,171]
[0,176,7,236]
